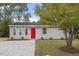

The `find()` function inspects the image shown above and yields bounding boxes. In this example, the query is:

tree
[0,3,14,37]
[13,3,28,21]
[35,3,79,48]
[0,3,28,37]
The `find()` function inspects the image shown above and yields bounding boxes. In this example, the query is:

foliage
[0,3,27,37]
[35,3,79,48]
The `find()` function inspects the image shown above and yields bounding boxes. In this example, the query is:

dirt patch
[0,38,9,41]
[59,47,79,54]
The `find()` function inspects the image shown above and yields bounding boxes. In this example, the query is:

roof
[9,22,50,28]
[10,22,40,25]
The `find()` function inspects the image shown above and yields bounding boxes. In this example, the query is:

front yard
[35,39,79,56]
[0,38,9,41]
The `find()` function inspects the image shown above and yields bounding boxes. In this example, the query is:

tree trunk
[64,30,69,47]
[69,32,73,48]
[64,30,73,48]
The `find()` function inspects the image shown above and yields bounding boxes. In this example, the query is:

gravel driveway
[0,40,35,56]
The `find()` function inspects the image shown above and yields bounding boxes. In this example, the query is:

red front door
[31,28,36,39]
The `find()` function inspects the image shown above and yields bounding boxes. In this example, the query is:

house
[9,22,65,40]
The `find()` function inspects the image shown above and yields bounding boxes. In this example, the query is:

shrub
[61,37,64,40]
[50,37,53,40]
[41,37,44,40]
[11,37,13,39]
[21,37,24,39]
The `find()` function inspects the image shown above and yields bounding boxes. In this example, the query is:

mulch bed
[59,47,79,54]
[5,39,30,41]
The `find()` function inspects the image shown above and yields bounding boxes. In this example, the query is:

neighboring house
[9,22,65,40]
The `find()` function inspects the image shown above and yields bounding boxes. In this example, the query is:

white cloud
[29,16,40,22]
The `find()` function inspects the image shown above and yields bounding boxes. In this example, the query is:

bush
[21,37,24,39]
[41,37,44,40]
[74,34,79,39]
[61,37,64,40]
[11,37,13,39]
[50,37,53,40]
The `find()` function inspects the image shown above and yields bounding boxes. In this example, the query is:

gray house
[9,22,65,40]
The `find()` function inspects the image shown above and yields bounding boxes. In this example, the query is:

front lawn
[35,39,79,56]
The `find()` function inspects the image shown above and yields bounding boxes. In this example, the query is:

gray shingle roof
[9,22,53,28]
[10,22,40,25]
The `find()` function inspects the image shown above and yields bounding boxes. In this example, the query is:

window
[43,28,47,34]
[19,29,22,35]
[13,28,16,35]
[25,28,28,35]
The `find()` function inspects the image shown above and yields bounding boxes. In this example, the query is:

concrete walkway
[0,40,35,56]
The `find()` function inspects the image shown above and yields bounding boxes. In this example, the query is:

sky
[0,3,42,22]
[27,3,42,22]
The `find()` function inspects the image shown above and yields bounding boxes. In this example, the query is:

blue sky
[27,3,42,18]
[27,3,42,22]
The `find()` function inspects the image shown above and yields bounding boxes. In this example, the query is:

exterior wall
[9,25,65,39]
[9,26,31,39]
[36,28,65,39]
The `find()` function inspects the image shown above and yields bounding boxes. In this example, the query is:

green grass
[35,39,79,56]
